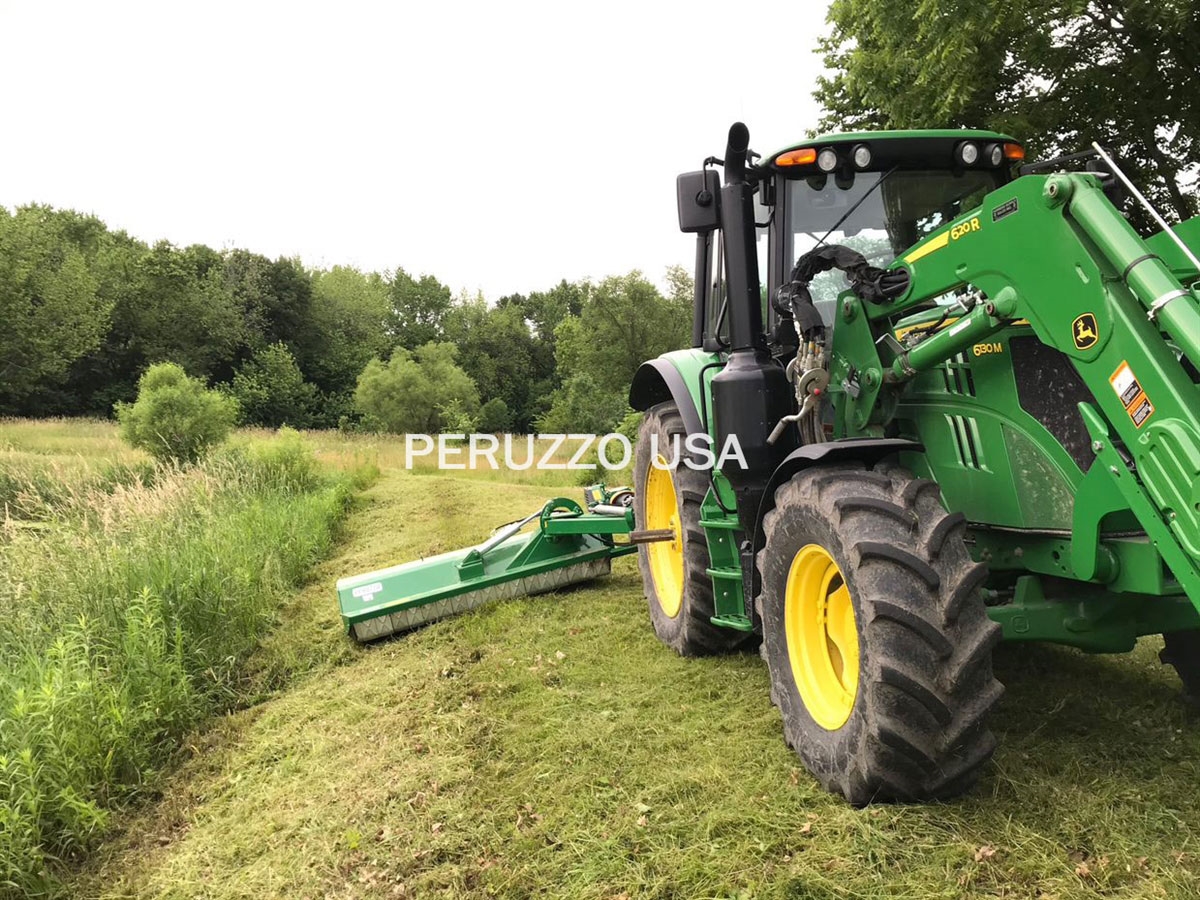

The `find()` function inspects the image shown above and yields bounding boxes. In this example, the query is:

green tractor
[338,121,1200,804]
[627,122,1200,803]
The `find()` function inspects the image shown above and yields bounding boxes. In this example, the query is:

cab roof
[763,129,1022,174]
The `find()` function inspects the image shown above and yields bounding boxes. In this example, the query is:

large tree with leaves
[443,294,551,431]
[557,270,691,397]
[353,342,480,434]
[306,266,390,398]
[541,270,691,432]
[816,0,1199,222]
[388,267,453,350]
[0,206,111,411]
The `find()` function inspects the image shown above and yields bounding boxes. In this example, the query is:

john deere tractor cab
[706,131,1016,343]
[627,122,1200,802]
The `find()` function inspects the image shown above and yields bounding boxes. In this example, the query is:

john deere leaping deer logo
[1073,313,1099,350]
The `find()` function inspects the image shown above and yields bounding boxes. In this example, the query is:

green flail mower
[337,486,650,641]
[340,122,1200,804]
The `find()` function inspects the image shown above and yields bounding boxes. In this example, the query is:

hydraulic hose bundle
[770,246,909,446]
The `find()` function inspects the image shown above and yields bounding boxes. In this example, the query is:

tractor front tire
[756,462,1003,804]
[635,402,750,656]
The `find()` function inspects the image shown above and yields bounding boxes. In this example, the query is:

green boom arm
[841,173,1200,603]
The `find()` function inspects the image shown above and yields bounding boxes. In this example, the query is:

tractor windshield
[786,169,1001,314]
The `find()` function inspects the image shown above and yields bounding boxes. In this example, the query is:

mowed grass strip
[75,467,1200,900]
[0,422,373,897]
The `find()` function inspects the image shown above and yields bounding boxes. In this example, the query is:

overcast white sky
[0,1,830,301]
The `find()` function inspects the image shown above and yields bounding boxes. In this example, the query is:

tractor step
[710,613,755,631]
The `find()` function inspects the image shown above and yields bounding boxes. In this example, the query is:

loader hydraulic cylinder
[1058,176,1200,366]
[888,289,1018,382]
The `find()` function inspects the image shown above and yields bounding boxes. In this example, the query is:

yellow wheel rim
[784,544,860,730]
[644,455,684,618]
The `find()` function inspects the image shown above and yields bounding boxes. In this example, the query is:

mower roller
[340,120,1200,804]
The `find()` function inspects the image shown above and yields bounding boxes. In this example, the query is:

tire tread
[756,460,1002,804]
[635,402,751,656]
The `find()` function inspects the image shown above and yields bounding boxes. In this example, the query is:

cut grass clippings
[70,459,1200,900]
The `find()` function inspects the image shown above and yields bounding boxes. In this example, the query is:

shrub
[228,342,317,428]
[478,397,513,433]
[353,342,479,433]
[573,445,605,486]
[115,362,239,464]
[616,408,642,444]
[437,398,478,434]
[537,373,627,435]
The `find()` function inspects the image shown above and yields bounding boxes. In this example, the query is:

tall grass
[0,428,369,896]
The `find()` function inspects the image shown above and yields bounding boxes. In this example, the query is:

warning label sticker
[352,581,384,600]
[1110,362,1155,428]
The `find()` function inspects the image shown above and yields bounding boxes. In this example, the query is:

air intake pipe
[710,123,795,490]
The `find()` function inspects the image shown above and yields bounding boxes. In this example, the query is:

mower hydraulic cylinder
[1064,178,1200,366]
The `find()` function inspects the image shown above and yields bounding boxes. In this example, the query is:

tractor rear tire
[635,402,751,656]
[1160,630,1200,704]
[756,461,1003,804]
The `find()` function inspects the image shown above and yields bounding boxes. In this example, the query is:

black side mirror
[676,169,721,233]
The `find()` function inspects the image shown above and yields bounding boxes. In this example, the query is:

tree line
[15,2,1184,435]
[0,204,692,434]
[816,0,1199,225]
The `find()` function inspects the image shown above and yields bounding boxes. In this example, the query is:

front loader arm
[853,173,1200,602]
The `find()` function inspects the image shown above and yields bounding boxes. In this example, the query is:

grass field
[7,420,1200,898]
[0,419,373,896]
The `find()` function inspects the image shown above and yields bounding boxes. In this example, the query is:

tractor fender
[628,359,705,436]
[749,438,924,603]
